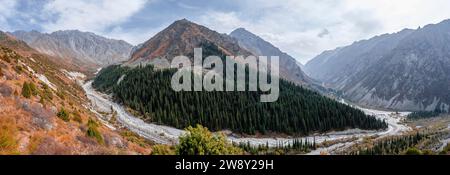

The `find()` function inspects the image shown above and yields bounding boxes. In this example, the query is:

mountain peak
[175,18,191,23]
[230,28,256,37]
[170,18,197,28]
[128,20,252,64]
[232,27,249,33]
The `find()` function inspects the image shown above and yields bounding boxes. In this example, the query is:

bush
[120,130,151,147]
[86,118,103,144]
[404,148,422,155]
[40,84,53,100]
[151,145,175,155]
[22,82,32,98]
[29,82,38,96]
[56,107,70,122]
[175,124,242,155]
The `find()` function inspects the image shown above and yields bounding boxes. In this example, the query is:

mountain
[1,30,150,155]
[92,20,387,136]
[128,19,252,65]
[305,19,450,112]
[129,19,318,89]
[11,30,133,73]
[229,28,313,86]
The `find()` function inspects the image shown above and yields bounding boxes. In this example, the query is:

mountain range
[11,30,133,73]
[305,19,450,112]
[4,17,450,155]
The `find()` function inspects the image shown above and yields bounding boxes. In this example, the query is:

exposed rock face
[305,19,450,112]
[230,28,313,86]
[11,30,133,70]
[128,19,252,65]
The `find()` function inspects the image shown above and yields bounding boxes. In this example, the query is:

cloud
[196,0,450,63]
[197,0,379,63]
[4,0,450,63]
[0,0,18,31]
[317,29,329,38]
[197,11,248,34]
[177,2,199,10]
[41,0,148,33]
[105,25,166,45]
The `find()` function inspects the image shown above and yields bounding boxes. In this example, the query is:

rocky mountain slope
[305,19,450,112]
[127,19,323,92]
[0,31,151,155]
[230,28,313,86]
[11,30,133,73]
[127,19,253,66]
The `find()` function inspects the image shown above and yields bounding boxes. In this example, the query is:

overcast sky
[1,0,450,63]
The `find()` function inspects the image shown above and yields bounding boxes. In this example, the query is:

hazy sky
[1,0,450,63]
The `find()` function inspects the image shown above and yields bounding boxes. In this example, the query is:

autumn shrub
[151,145,175,155]
[56,107,70,122]
[22,82,31,98]
[176,124,243,155]
[86,118,103,144]
[404,148,422,155]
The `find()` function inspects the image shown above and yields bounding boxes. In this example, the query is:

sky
[1,0,450,64]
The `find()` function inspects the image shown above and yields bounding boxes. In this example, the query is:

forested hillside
[94,42,387,135]
[94,64,386,135]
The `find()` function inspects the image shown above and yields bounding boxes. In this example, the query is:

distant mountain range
[11,30,133,73]
[305,19,450,112]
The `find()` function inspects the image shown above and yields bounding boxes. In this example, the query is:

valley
[82,73,413,154]
[66,20,448,155]
[2,15,450,155]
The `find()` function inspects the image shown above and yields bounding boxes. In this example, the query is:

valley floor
[82,80,417,154]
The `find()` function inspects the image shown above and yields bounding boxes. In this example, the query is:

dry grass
[26,132,44,154]
[0,117,18,154]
